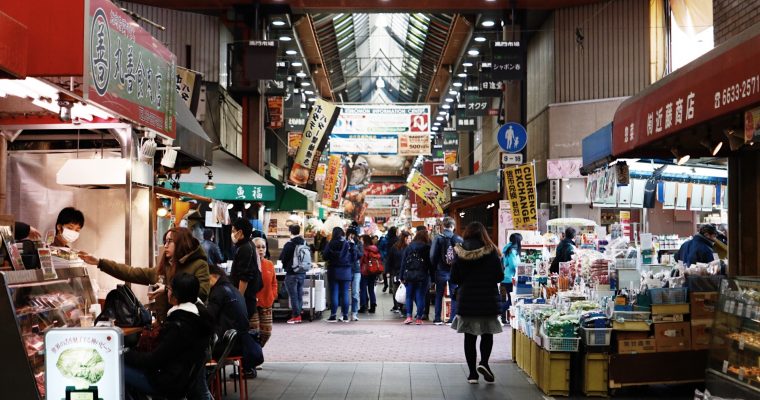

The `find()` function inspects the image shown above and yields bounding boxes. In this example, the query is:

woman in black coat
[385,231,412,313]
[450,222,504,384]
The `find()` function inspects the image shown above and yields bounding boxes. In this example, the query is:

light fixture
[244,202,252,209]
[670,148,690,166]
[308,97,316,102]
[449,90,458,95]
[279,35,292,42]
[700,138,723,156]
[442,104,451,109]
[304,90,314,95]
[301,81,311,87]
[474,36,487,42]
[462,62,473,67]
[204,167,215,190]
[438,111,447,116]
[272,19,286,27]
[459,212,465,217]
[453,81,463,87]
[286,49,297,55]
[296,71,307,78]
[453,191,459,197]
[457,72,467,78]
[445,98,455,103]
[292,61,303,67]
[376,77,385,88]
[481,20,495,27]
[436,116,444,121]
[227,203,234,210]
[433,122,441,126]
[468,49,480,56]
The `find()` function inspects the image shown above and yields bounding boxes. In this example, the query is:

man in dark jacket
[280,224,307,324]
[201,228,224,267]
[207,264,263,378]
[430,217,463,325]
[347,226,364,319]
[124,273,214,398]
[229,218,262,319]
[678,224,719,265]
[551,227,577,274]
[322,227,357,322]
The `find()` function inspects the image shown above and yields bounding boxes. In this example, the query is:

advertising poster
[397,133,432,156]
[329,133,398,155]
[267,96,284,129]
[745,107,760,143]
[406,171,445,214]
[333,104,430,135]
[287,132,303,157]
[321,155,344,209]
[365,195,402,209]
[503,164,538,230]
[443,132,459,165]
[288,99,341,187]
[45,327,123,400]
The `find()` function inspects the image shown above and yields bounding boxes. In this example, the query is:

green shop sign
[178,183,275,202]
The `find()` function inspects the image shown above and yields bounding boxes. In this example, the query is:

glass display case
[706,276,760,399]
[0,267,96,399]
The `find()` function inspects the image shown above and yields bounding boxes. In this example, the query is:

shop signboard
[612,26,760,155]
[288,98,340,187]
[264,61,288,96]
[333,104,430,135]
[464,93,492,117]
[365,183,404,195]
[491,41,525,81]
[287,132,303,157]
[320,155,344,209]
[286,115,306,132]
[365,195,401,209]
[84,0,176,138]
[407,171,445,214]
[503,163,538,230]
[443,132,459,165]
[497,122,527,153]
[397,133,432,156]
[365,208,397,219]
[478,70,504,98]
[547,158,584,180]
[745,106,760,142]
[455,114,478,131]
[45,327,123,400]
[329,133,398,155]
[176,66,202,114]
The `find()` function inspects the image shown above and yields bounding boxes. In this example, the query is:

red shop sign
[613,25,760,156]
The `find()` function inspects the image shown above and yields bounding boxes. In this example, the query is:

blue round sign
[497,122,527,153]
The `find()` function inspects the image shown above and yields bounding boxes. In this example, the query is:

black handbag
[96,284,152,327]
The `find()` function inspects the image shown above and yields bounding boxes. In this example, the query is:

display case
[706,276,760,399]
[0,267,97,399]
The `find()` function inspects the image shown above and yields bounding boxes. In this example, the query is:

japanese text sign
[443,132,459,165]
[491,41,525,81]
[503,164,538,230]
[398,133,432,156]
[85,0,176,138]
[464,93,491,117]
[288,98,340,187]
[320,155,344,209]
[406,171,445,214]
[478,70,504,97]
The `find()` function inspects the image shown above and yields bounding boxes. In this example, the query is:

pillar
[728,152,760,276]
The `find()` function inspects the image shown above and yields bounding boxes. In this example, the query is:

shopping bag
[395,283,406,304]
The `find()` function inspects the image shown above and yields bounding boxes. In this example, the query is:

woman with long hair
[386,231,412,314]
[322,227,358,322]
[379,227,398,292]
[399,230,433,325]
[450,222,504,384]
[500,233,522,325]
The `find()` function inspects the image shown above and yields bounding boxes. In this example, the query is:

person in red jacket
[359,235,383,314]
[252,237,277,347]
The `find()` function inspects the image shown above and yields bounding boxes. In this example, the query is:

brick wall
[714,0,760,45]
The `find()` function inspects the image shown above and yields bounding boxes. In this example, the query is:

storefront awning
[178,150,275,201]
[263,176,309,211]
[581,123,613,174]
[612,22,760,157]
[451,169,499,194]
[175,91,214,166]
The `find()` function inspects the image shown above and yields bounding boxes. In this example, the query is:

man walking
[430,217,463,325]
[280,224,307,324]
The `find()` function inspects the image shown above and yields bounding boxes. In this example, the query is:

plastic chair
[206,329,244,399]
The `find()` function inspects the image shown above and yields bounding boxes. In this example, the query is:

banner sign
[333,104,430,135]
[287,132,302,157]
[365,183,404,195]
[547,158,584,180]
[491,41,525,81]
[443,132,459,165]
[398,133,432,156]
[288,98,340,186]
[464,94,492,117]
[85,0,176,138]
[478,70,504,97]
[176,66,202,114]
[365,195,402,209]
[320,155,344,209]
[267,96,284,129]
[503,164,538,230]
[329,133,397,155]
[406,171,445,214]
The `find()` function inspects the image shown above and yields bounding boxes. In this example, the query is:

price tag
[739,338,745,350]
[737,302,745,317]
[722,360,729,373]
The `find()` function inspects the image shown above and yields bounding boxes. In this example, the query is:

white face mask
[62,228,80,244]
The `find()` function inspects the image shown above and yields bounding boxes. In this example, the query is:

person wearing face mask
[229,218,263,322]
[52,207,85,247]
[79,227,211,321]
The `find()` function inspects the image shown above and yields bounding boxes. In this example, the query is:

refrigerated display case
[706,276,760,399]
[0,266,97,399]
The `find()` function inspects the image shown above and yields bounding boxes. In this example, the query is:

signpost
[500,152,523,166]
[497,122,528,153]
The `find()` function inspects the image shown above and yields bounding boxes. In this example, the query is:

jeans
[125,365,157,396]
[186,365,213,400]
[434,270,458,322]
[330,280,351,318]
[285,274,306,317]
[360,275,377,307]
[351,272,361,313]
[405,280,428,319]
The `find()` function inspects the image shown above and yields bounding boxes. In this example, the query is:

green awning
[264,176,309,211]
[178,150,275,201]
[451,169,500,194]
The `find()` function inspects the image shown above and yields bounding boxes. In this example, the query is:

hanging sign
[455,113,479,131]
[320,155,344,209]
[333,104,430,134]
[176,66,202,114]
[464,93,491,116]
[329,133,398,155]
[85,0,176,138]
[478,70,504,97]
[491,41,525,81]
[443,132,459,165]
[406,171,445,214]
[503,164,538,230]
[264,61,288,96]
[398,133,432,156]
[365,183,404,195]
[365,195,402,209]
[497,122,528,153]
[288,98,341,187]
[267,96,284,129]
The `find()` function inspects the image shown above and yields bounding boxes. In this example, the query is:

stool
[220,356,248,400]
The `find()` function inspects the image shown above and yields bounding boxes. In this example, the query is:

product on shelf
[726,332,760,349]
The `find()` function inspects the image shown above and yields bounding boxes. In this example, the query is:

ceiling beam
[294,15,335,100]
[425,14,473,104]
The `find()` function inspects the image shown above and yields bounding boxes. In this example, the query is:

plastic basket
[580,327,612,346]
[541,332,580,352]
[649,287,688,304]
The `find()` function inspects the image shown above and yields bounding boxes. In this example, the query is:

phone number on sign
[715,75,760,109]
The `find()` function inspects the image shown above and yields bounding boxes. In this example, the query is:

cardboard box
[652,314,685,323]
[652,303,690,315]
[691,292,718,319]
[616,331,650,341]
[654,322,692,352]
[691,319,714,350]
[618,338,657,354]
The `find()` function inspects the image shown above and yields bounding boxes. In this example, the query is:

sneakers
[404,317,413,325]
[433,320,444,326]
[445,319,455,326]
[467,374,479,384]
[327,315,338,323]
[391,307,401,314]
[352,314,359,321]
[477,364,495,383]
[341,316,350,323]
[415,318,423,325]
[287,316,302,324]
[236,368,257,379]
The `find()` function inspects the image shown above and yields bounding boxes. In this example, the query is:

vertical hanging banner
[176,66,202,114]
[443,131,459,165]
[503,164,538,230]
[321,155,344,209]
[84,0,177,138]
[406,171,445,214]
[288,98,341,187]
[267,96,284,129]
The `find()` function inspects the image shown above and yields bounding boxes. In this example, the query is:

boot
[358,306,367,314]
[369,304,377,314]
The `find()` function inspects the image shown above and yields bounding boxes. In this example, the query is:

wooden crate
[538,348,571,396]
[515,331,524,368]
[583,353,609,397]
[530,339,540,381]
[521,332,532,373]
[651,303,690,315]
[511,329,517,363]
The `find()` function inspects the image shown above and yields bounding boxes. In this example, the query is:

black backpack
[403,250,427,283]
[438,236,459,272]
[96,284,151,327]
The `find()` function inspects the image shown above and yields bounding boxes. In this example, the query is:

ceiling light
[244,202,252,209]
[304,90,314,95]
[286,49,297,55]
[157,206,169,217]
[670,148,690,166]
[700,138,724,156]
[279,35,292,42]
[481,20,495,27]
[308,97,316,102]
[227,203,234,210]
[434,122,441,126]
[436,116,444,121]
[296,71,306,78]
[439,111,447,115]
[453,82,463,87]
[457,72,467,78]
[468,49,480,56]
[449,90,458,95]
[445,98,455,103]
[301,81,311,87]
[292,61,303,67]
[442,104,451,109]
[462,62,473,67]
[272,19,286,27]
[204,170,216,190]
[474,36,487,42]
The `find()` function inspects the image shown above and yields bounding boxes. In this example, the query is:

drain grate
[329,329,374,336]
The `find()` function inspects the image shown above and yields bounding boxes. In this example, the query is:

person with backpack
[429,217,463,326]
[360,235,384,314]
[400,230,433,325]
[450,222,505,384]
[229,218,263,323]
[322,227,357,322]
[501,233,522,326]
[347,226,364,320]
[386,231,412,314]
[279,224,311,324]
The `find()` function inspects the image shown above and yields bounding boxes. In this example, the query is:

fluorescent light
[445,98,454,103]
[449,90,458,95]
[453,82,463,87]
[474,36,487,42]
[433,122,441,126]
[468,49,480,56]
[308,97,316,102]
[279,35,292,42]
[439,111,447,115]
[286,50,298,55]
[296,71,307,78]
[442,104,451,109]
[292,61,303,67]
[462,62,473,67]
[272,19,286,27]
[481,20,495,27]
[457,72,467,78]
[304,90,314,95]
[301,81,311,87]
[436,116,444,121]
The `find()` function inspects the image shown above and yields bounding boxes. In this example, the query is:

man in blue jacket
[677,224,719,266]
[430,217,463,325]
[279,224,307,324]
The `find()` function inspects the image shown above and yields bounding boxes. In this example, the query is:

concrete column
[728,153,760,276]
